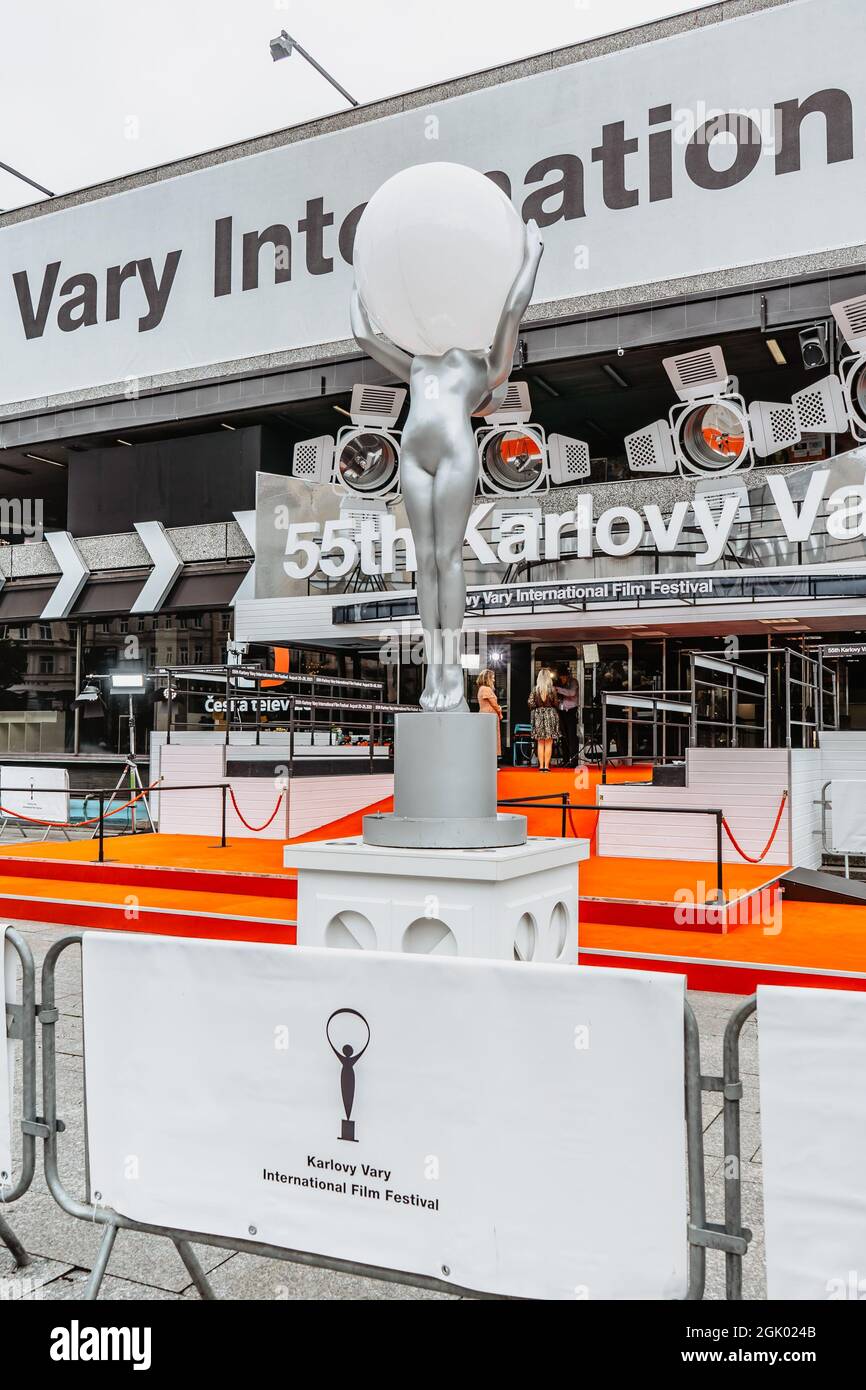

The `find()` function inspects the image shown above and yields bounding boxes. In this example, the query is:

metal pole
[97,791,105,864]
[784,648,792,749]
[128,695,136,836]
[817,648,825,732]
[684,1002,707,1301]
[73,622,82,755]
[279,33,359,107]
[220,782,227,849]
[561,793,567,838]
[369,707,374,774]
[289,697,296,778]
[722,996,757,1300]
[716,812,724,904]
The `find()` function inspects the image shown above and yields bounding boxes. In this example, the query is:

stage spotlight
[477,382,547,496]
[625,345,801,478]
[798,324,829,371]
[790,294,866,442]
[475,382,589,495]
[832,294,866,442]
[292,384,406,501]
[336,430,399,495]
[109,671,146,693]
[481,427,546,493]
[72,682,103,709]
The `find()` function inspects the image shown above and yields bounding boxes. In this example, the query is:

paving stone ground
[1,916,765,1302]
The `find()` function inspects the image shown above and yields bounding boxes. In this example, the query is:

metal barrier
[499,792,726,901]
[722,995,758,1301]
[0,927,755,1300]
[600,690,692,779]
[689,653,770,749]
[0,928,37,1268]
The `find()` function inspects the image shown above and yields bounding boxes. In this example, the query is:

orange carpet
[580,856,786,906]
[497,764,652,843]
[0,833,291,875]
[581,898,866,992]
[0,872,291,921]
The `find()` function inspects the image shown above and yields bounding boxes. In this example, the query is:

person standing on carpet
[556,665,580,767]
[528,668,560,772]
[476,668,503,759]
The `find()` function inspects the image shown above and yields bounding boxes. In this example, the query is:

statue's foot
[420,667,442,710]
[438,664,469,712]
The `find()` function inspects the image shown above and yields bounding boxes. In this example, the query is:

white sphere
[353,162,526,356]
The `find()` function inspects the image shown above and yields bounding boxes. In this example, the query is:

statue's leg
[432,449,477,712]
[401,449,442,709]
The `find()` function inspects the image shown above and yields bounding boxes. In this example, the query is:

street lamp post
[268,29,358,108]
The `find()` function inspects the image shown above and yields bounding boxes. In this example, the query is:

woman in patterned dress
[528,668,560,772]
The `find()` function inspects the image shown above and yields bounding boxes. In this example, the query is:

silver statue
[351,219,544,711]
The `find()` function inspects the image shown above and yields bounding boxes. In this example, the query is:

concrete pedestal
[363,711,525,849]
[289,836,590,963]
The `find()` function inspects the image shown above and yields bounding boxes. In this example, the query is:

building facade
[1,0,865,759]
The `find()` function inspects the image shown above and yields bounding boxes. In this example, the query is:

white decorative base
[288,836,590,963]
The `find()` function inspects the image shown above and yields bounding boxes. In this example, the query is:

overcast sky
[0,0,719,211]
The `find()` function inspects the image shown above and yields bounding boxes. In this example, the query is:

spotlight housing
[625,344,801,478]
[476,382,547,496]
[475,382,589,495]
[832,294,866,442]
[291,384,406,501]
[790,296,866,443]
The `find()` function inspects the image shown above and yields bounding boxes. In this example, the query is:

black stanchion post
[716,812,724,903]
[561,793,567,837]
[369,708,375,774]
[98,792,105,864]
[220,782,227,849]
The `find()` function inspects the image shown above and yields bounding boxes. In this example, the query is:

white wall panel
[157,744,225,837]
[820,733,866,852]
[287,775,393,840]
[789,750,824,870]
[596,748,790,865]
[760,984,866,1299]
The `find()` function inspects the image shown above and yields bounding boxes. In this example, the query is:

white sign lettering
[0,0,862,409]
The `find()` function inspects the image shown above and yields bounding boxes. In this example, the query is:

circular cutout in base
[549,901,571,960]
[402,917,458,955]
[514,911,539,962]
[324,910,376,951]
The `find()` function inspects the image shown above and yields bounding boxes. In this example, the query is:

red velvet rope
[722,791,788,864]
[228,787,285,833]
[0,778,161,829]
[566,806,600,844]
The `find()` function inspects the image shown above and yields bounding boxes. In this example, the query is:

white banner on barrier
[830,781,866,854]
[759,984,866,1300]
[82,932,687,1300]
[0,766,69,827]
[1,931,16,1190]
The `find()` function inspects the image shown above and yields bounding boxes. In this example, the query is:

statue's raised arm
[486,219,544,391]
[350,285,414,383]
